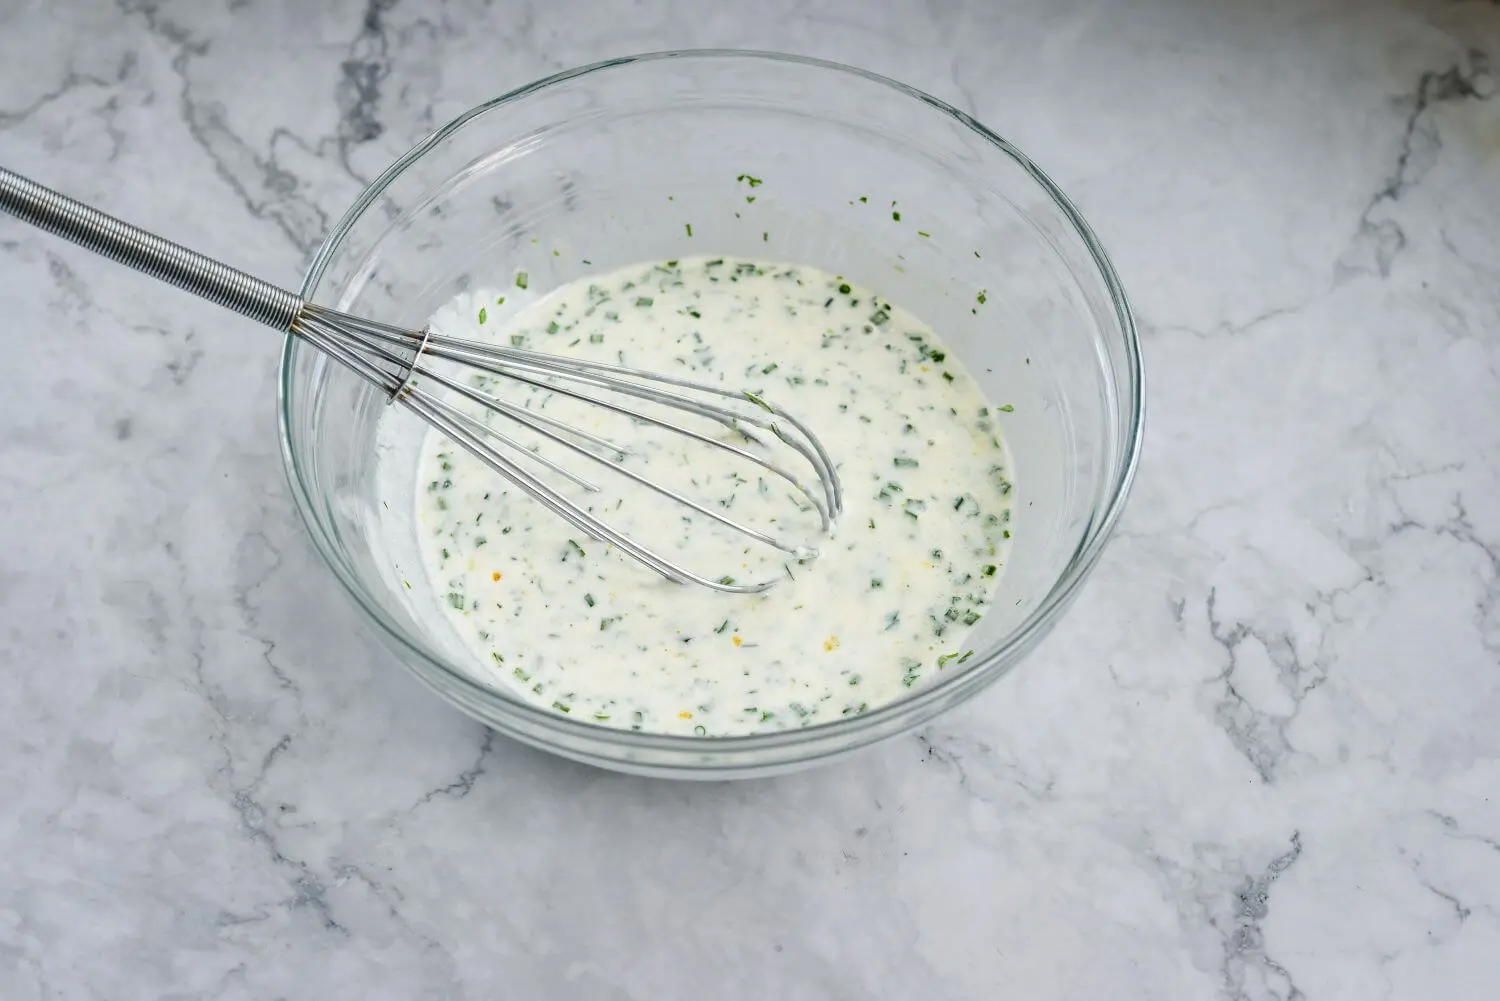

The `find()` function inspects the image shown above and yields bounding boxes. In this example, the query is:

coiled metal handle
[0,166,302,331]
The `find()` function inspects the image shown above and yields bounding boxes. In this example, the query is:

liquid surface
[414,257,1014,736]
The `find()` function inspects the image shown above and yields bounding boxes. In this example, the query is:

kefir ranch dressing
[414,256,1014,736]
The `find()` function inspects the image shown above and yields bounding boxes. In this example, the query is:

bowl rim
[278,48,1145,755]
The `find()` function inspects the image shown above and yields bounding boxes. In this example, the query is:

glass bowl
[278,50,1143,779]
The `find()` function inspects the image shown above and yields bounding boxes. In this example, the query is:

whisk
[0,167,843,593]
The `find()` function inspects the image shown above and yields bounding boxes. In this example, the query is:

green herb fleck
[982,564,997,577]
[584,593,596,608]
[743,391,773,413]
[999,404,1015,412]
[685,223,693,237]
[515,271,529,289]
[893,457,919,468]
[478,307,488,324]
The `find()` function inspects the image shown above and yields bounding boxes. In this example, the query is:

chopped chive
[685,223,693,237]
[515,271,529,289]
[893,457,919,468]
[982,565,997,577]
[635,296,654,307]
[999,404,1015,412]
[589,333,604,343]
[478,307,488,324]
[584,593,595,608]
[892,211,901,221]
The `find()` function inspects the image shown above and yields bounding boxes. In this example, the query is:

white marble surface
[2,0,1499,996]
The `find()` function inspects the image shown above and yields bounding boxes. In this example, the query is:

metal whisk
[0,167,843,593]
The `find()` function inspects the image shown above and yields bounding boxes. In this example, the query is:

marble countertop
[3,0,1498,997]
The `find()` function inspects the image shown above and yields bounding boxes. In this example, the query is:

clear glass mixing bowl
[279,50,1143,779]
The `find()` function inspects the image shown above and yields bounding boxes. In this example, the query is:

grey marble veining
[2,0,1499,997]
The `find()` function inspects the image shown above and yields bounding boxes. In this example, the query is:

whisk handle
[0,166,301,331]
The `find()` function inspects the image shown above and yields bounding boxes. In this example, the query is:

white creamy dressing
[413,256,1014,736]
